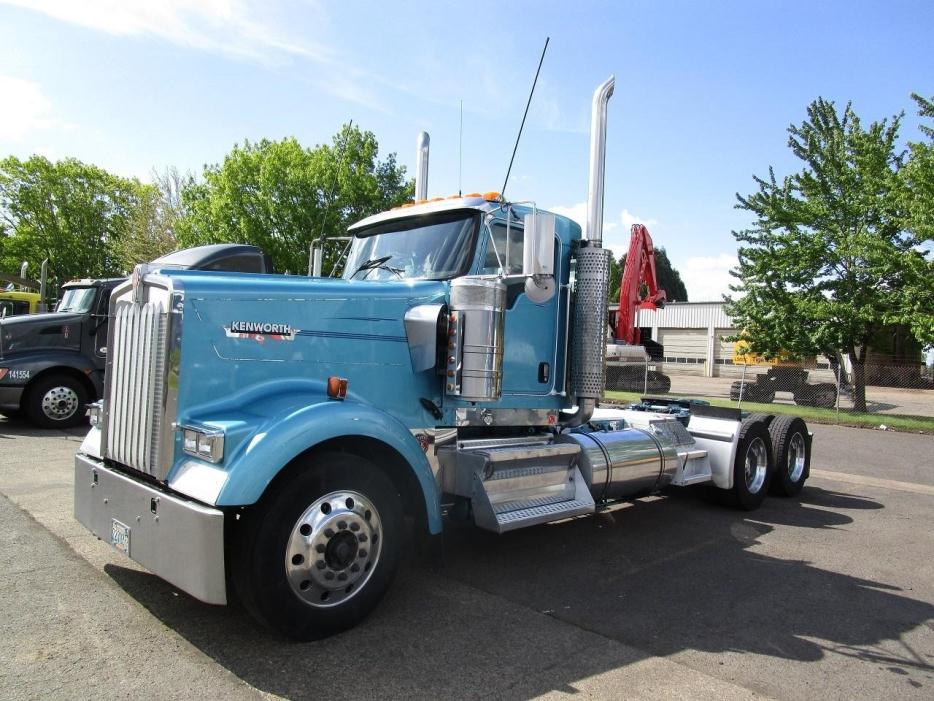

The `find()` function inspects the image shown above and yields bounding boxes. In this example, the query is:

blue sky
[1,0,931,299]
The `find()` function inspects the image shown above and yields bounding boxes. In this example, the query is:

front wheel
[232,452,402,640]
[24,374,89,428]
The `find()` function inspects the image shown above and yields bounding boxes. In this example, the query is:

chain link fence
[606,358,934,420]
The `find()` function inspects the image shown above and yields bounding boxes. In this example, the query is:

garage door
[714,328,737,361]
[657,328,707,362]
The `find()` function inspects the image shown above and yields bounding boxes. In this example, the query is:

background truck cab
[0,244,272,427]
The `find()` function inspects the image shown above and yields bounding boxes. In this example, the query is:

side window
[482,222,524,275]
[96,289,112,316]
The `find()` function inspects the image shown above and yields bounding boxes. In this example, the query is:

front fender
[202,394,442,534]
[0,351,102,395]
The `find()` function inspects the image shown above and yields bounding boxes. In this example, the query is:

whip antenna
[501,37,549,199]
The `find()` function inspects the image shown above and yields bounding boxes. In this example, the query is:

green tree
[176,124,413,274]
[726,98,915,411]
[114,167,191,271]
[0,156,145,291]
[898,94,934,346]
[611,246,688,303]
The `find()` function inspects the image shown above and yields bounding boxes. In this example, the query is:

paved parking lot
[0,417,932,700]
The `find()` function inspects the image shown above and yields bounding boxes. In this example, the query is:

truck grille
[106,299,168,477]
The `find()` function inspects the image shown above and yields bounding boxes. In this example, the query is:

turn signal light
[327,376,348,400]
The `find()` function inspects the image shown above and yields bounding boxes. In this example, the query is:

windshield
[56,287,97,313]
[343,210,478,281]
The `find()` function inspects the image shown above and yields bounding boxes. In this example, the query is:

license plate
[111,519,130,555]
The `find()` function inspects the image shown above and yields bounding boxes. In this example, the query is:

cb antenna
[500,36,549,199]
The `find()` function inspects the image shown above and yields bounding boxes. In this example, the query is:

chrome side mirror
[522,211,555,277]
[522,211,556,303]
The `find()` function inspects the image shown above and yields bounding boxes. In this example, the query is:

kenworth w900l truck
[74,77,813,640]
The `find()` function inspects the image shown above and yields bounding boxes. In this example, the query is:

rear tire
[729,419,773,510]
[232,452,403,640]
[23,374,89,429]
[768,416,810,497]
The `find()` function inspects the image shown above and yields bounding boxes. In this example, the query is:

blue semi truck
[74,77,812,639]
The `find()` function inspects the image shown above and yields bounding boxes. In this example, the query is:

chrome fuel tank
[559,427,678,501]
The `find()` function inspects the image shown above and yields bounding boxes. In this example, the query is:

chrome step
[437,438,595,533]
[490,470,595,533]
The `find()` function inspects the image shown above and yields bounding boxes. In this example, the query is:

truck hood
[0,312,84,359]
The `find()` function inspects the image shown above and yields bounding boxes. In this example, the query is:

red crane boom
[616,223,666,345]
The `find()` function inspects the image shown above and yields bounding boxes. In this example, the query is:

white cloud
[0,75,60,140]
[550,203,661,259]
[680,254,738,302]
[1,0,332,64]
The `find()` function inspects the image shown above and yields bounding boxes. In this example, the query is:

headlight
[180,425,225,463]
[86,400,103,428]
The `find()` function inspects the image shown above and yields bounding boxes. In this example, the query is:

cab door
[478,217,559,397]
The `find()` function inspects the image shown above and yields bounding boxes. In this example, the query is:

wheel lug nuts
[350,563,359,573]
[350,522,360,532]
[324,571,334,581]
[358,534,367,543]
[337,520,347,530]
[315,544,325,553]
[337,572,348,581]
[324,528,334,538]
[316,560,326,570]
[359,549,367,558]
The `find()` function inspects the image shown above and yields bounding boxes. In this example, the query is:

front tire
[24,374,89,428]
[768,416,810,497]
[232,452,403,640]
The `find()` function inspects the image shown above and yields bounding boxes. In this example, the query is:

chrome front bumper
[74,452,227,605]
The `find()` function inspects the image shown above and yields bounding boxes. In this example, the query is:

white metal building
[610,302,741,378]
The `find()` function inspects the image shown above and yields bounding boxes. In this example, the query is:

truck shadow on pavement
[104,485,934,700]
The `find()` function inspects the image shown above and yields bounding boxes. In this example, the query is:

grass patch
[603,390,934,434]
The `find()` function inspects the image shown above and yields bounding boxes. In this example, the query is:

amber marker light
[327,376,348,400]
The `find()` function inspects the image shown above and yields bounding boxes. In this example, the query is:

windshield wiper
[350,255,403,279]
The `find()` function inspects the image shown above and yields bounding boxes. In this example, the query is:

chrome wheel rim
[744,437,768,494]
[285,490,382,609]
[41,386,79,421]
[788,432,806,483]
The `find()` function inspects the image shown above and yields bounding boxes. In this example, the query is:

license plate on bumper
[111,519,130,555]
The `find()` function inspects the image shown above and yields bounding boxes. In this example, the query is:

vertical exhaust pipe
[415,131,430,201]
[39,259,48,312]
[565,76,615,427]
[585,76,615,246]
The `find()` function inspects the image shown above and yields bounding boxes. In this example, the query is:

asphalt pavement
[0,417,931,700]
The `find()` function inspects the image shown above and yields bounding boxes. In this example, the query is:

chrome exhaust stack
[415,131,430,201]
[565,76,615,427]
[585,76,614,247]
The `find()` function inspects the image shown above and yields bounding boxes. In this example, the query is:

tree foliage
[726,98,920,411]
[0,156,146,289]
[898,94,934,346]
[176,124,413,274]
[113,167,190,272]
